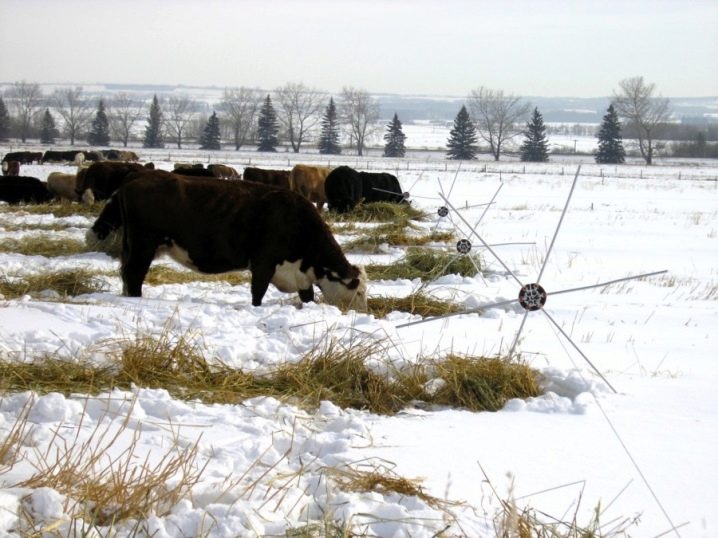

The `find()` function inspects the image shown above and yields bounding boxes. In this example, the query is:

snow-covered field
[0,147,717,537]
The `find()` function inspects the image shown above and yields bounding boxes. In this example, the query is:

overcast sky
[1,0,716,98]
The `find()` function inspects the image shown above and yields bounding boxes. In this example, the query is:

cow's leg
[298,286,314,303]
[249,262,274,306]
[121,233,156,297]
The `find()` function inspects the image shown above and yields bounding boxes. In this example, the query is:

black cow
[0,177,55,204]
[87,171,367,310]
[75,161,146,203]
[172,167,215,177]
[243,167,291,189]
[2,151,43,164]
[324,166,406,213]
[41,150,83,163]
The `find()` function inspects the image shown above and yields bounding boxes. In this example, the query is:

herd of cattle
[1,149,411,310]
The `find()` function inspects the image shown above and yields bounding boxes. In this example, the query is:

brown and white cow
[289,164,332,210]
[87,170,367,310]
[2,160,20,176]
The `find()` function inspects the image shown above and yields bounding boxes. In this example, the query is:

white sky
[1,0,716,97]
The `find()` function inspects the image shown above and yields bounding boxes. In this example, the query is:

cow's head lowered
[316,265,367,312]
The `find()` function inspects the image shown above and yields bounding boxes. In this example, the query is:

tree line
[1,77,716,163]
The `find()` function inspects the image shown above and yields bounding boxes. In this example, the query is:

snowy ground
[0,147,717,537]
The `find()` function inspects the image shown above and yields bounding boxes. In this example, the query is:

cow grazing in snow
[289,164,332,210]
[324,166,406,213]
[87,170,367,310]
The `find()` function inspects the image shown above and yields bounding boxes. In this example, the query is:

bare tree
[612,76,671,165]
[109,93,144,147]
[53,86,92,145]
[274,82,325,153]
[339,87,379,156]
[165,95,198,149]
[6,81,43,142]
[467,87,531,161]
[221,87,262,150]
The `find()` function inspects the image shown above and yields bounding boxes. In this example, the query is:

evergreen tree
[446,105,478,160]
[199,111,222,150]
[256,94,279,152]
[0,97,9,141]
[383,113,407,158]
[595,104,625,164]
[318,97,341,155]
[40,108,58,144]
[87,100,111,146]
[519,107,549,162]
[143,94,164,149]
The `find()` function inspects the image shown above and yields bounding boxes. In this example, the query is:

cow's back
[289,164,331,209]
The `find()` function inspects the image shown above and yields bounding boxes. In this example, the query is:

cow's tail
[86,193,123,253]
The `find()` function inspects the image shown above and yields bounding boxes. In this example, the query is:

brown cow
[289,164,332,210]
[208,164,240,179]
[243,167,291,189]
[47,172,80,202]
[87,171,367,310]
[75,161,146,203]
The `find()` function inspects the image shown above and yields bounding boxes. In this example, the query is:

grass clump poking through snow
[344,226,455,253]
[327,201,428,224]
[0,269,110,299]
[367,292,464,318]
[145,265,251,287]
[0,334,540,414]
[367,247,480,281]
[16,397,205,527]
[0,235,89,257]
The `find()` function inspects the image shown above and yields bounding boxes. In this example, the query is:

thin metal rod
[473,182,504,230]
[440,192,524,287]
[536,165,581,285]
[542,308,617,393]
[371,187,403,196]
[480,241,536,248]
[548,270,669,297]
[447,161,462,200]
[508,309,530,358]
[396,297,519,329]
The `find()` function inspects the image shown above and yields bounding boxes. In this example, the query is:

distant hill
[2,82,716,125]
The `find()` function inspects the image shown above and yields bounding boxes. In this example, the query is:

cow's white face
[318,266,368,312]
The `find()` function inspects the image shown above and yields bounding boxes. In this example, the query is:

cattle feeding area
[0,146,717,537]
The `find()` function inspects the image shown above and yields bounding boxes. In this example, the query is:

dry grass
[0,235,89,257]
[367,292,464,318]
[0,334,540,415]
[367,247,480,281]
[0,270,110,299]
[326,201,428,223]
[145,265,251,287]
[15,397,205,528]
[344,228,456,253]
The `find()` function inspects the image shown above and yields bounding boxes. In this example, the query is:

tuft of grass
[85,228,123,258]
[0,334,540,415]
[327,201,428,223]
[17,398,205,527]
[344,228,456,253]
[326,462,454,509]
[367,247,480,281]
[0,270,110,299]
[145,265,251,287]
[0,235,89,257]
[367,292,463,318]
[429,355,540,411]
